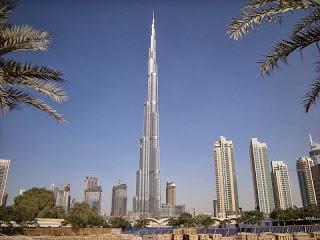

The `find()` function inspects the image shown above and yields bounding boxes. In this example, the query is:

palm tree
[0,0,67,122]
[228,0,320,112]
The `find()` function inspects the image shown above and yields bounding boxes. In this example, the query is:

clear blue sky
[0,0,319,214]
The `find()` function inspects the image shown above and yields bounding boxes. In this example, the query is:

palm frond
[247,0,319,9]
[0,85,14,111]
[5,88,65,122]
[293,8,320,34]
[246,0,278,10]
[228,0,319,40]
[0,25,51,55]
[0,0,16,24]
[5,77,68,102]
[259,25,320,74]
[0,59,63,82]
[304,61,320,112]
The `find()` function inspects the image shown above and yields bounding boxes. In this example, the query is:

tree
[0,206,16,226]
[167,217,180,227]
[167,213,196,228]
[228,0,320,112]
[13,187,56,225]
[38,206,66,219]
[178,212,196,228]
[134,218,150,228]
[109,217,131,229]
[297,204,320,220]
[237,210,264,225]
[194,214,215,228]
[0,0,67,122]
[218,219,230,228]
[64,202,104,227]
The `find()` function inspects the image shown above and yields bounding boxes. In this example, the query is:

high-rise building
[249,138,275,214]
[312,164,320,205]
[213,199,218,218]
[213,136,239,218]
[296,157,317,207]
[271,161,293,210]
[166,182,176,205]
[2,192,8,207]
[309,135,320,164]
[84,176,102,214]
[50,184,71,212]
[160,181,184,218]
[133,12,161,217]
[111,183,127,217]
[159,203,185,218]
[0,160,10,206]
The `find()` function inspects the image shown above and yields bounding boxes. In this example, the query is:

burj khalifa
[133,13,161,216]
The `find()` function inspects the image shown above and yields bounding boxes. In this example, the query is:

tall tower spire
[134,13,161,217]
[309,134,313,148]
[152,11,155,25]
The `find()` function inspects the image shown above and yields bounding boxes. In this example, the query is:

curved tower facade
[133,13,161,216]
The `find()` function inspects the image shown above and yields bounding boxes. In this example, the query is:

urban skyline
[0,1,319,215]
[2,135,320,215]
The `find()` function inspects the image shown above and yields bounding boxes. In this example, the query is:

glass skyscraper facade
[249,138,274,214]
[297,157,317,207]
[213,136,239,218]
[133,13,161,217]
[271,161,293,210]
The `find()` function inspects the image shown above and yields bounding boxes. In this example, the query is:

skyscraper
[311,164,320,205]
[50,183,71,212]
[296,157,317,207]
[213,199,218,218]
[249,138,274,214]
[2,192,8,207]
[309,135,320,164]
[0,160,10,206]
[84,176,102,214]
[133,13,161,216]
[271,161,293,210]
[166,182,176,205]
[213,136,239,218]
[111,183,127,217]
